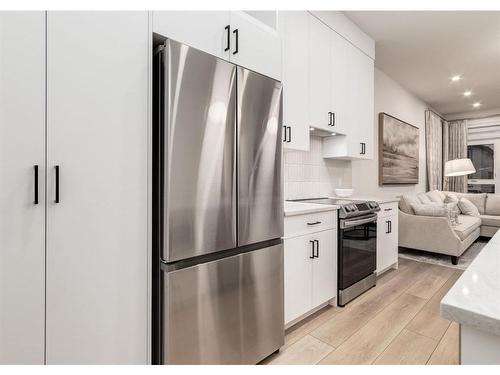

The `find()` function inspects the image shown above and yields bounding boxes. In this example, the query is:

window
[467,144,494,180]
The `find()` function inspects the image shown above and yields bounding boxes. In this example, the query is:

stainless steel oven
[338,213,377,306]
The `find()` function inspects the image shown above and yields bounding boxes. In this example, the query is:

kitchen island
[441,231,500,364]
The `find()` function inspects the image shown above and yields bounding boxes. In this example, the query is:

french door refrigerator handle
[309,240,315,259]
[224,25,231,52]
[33,165,39,204]
[55,165,60,203]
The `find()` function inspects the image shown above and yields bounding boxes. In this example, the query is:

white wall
[284,136,352,200]
[351,68,428,198]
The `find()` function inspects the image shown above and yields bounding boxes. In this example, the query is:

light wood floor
[262,258,462,365]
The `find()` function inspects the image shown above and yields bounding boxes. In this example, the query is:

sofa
[398,190,500,264]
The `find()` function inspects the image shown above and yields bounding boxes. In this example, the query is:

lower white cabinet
[284,211,337,326]
[376,202,399,274]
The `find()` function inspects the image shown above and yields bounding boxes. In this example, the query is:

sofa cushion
[485,194,500,216]
[453,215,481,240]
[479,214,500,227]
[411,203,447,217]
[454,193,486,214]
[399,194,421,214]
[418,193,433,204]
[458,198,480,216]
[426,190,444,203]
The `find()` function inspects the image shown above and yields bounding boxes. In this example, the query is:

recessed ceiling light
[451,75,461,82]
[309,127,314,132]
[463,91,472,97]
[473,102,481,108]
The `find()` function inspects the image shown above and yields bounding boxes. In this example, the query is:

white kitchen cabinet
[278,11,310,151]
[229,11,281,80]
[308,14,333,132]
[45,12,149,364]
[323,43,375,160]
[330,29,351,136]
[0,11,46,364]
[284,211,337,326]
[376,202,399,274]
[152,11,281,81]
[152,11,231,61]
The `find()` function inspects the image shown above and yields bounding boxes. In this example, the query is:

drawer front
[378,202,398,219]
[284,211,336,238]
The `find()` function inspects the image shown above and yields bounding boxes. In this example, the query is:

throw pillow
[426,190,444,203]
[445,203,460,226]
[417,193,433,204]
[444,193,461,216]
[458,198,480,216]
[411,203,447,217]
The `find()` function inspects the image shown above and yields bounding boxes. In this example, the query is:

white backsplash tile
[283,136,352,200]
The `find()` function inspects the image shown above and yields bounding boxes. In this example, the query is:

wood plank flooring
[262,259,462,365]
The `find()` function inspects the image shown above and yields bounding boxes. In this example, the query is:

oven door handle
[341,214,377,229]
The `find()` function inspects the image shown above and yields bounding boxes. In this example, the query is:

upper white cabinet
[45,12,149,364]
[0,11,46,364]
[278,11,310,151]
[152,11,230,60]
[308,14,333,132]
[229,11,281,81]
[153,11,281,80]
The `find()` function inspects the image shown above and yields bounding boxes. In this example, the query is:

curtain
[425,110,443,191]
[443,120,468,192]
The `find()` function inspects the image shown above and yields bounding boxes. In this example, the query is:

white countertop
[328,196,400,204]
[441,231,500,336]
[284,201,339,217]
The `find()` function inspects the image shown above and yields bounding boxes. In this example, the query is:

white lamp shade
[444,158,476,177]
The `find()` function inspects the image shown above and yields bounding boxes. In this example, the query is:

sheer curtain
[425,110,443,191]
[443,120,468,192]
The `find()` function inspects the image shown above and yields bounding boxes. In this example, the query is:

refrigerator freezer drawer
[162,243,284,364]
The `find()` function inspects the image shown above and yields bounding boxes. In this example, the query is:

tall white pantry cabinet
[0,12,149,364]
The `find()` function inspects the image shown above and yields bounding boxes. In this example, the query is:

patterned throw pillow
[444,193,461,216]
[445,203,460,226]
[458,198,480,217]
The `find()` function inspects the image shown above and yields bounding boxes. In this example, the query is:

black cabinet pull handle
[232,28,239,55]
[384,208,392,211]
[328,112,332,126]
[287,126,291,143]
[307,221,321,226]
[224,25,230,52]
[309,240,315,259]
[314,239,319,258]
[331,112,335,127]
[360,142,366,155]
[55,165,60,203]
[34,165,39,205]
[386,220,391,234]
[389,220,392,233]
[283,125,287,143]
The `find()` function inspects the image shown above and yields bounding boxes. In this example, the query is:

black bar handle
[34,165,39,205]
[224,25,230,52]
[309,240,315,259]
[287,126,291,143]
[389,220,392,233]
[386,220,390,234]
[384,208,393,211]
[283,125,287,143]
[232,28,239,55]
[360,142,366,155]
[307,221,322,226]
[331,112,335,127]
[328,112,332,126]
[55,165,60,203]
[314,240,319,258]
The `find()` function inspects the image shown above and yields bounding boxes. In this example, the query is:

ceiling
[344,11,500,117]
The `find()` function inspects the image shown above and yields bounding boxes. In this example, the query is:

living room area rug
[398,238,489,270]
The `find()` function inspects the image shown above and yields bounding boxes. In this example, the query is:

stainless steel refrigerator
[152,38,284,365]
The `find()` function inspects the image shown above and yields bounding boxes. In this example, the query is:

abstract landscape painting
[379,113,419,184]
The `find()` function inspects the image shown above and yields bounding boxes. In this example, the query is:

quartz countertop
[284,201,339,217]
[441,231,500,336]
[328,196,400,204]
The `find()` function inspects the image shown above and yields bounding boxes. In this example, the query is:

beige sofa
[399,191,500,264]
